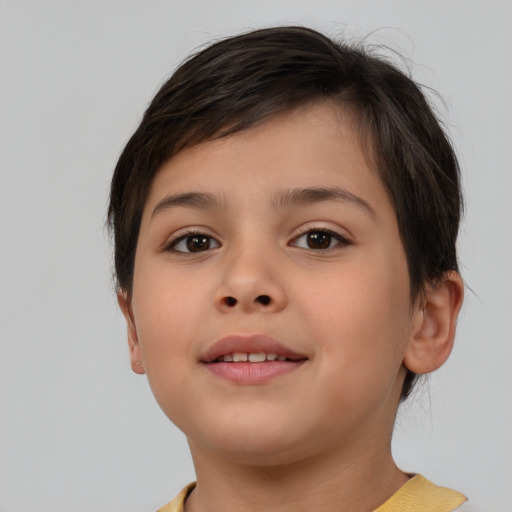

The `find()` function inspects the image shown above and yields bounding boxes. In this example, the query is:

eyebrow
[271,187,376,218]
[151,186,375,219]
[151,192,223,218]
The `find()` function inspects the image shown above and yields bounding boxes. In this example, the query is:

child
[108,26,467,511]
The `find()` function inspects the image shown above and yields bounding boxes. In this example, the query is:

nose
[213,247,288,314]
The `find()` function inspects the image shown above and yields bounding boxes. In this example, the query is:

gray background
[1,1,511,510]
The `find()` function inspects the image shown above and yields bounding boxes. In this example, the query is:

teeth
[219,353,289,363]
[248,352,266,362]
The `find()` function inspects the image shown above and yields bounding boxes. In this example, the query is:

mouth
[201,335,308,383]
[212,352,301,363]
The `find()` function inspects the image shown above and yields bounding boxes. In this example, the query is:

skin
[119,102,463,512]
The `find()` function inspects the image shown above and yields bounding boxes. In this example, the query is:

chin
[186,416,323,468]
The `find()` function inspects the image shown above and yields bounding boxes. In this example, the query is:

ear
[117,291,145,375]
[403,271,464,375]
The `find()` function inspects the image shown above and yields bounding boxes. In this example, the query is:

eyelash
[289,227,352,251]
[165,227,351,254]
[165,229,221,254]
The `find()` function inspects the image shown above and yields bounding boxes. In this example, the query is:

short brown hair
[108,26,462,400]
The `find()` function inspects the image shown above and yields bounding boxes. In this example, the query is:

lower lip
[204,361,305,383]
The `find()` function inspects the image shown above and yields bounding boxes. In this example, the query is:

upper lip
[201,334,308,363]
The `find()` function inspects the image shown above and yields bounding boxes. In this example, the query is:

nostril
[224,296,237,307]
[256,295,271,306]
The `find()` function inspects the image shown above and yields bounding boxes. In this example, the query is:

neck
[185,437,409,512]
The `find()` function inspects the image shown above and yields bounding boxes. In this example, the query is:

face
[123,102,420,466]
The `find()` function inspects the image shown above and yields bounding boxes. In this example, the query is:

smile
[201,335,308,383]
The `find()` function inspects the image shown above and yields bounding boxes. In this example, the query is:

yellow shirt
[156,475,467,512]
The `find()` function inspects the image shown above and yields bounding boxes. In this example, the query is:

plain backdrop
[1,1,511,511]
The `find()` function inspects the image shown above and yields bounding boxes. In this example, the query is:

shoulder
[374,474,467,512]
[155,483,196,512]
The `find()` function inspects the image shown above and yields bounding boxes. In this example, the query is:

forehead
[143,102,387,215]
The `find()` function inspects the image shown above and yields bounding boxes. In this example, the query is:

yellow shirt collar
[157,475,467,512]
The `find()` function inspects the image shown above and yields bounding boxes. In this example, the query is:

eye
[291,229,350,250]
[169,232,221,253]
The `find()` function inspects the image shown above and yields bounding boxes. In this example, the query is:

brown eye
[291,229,349,251]
[171,233,220,253]
[187,235,210,252]
[306,231,331,249]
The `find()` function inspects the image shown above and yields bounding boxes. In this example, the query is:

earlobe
[117,291,146,375]
[403,271,464,375]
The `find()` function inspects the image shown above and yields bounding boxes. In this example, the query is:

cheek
[303,254,412,377]
[131,267,210,378]
[131,281,205,424]
[300,269,411,433]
